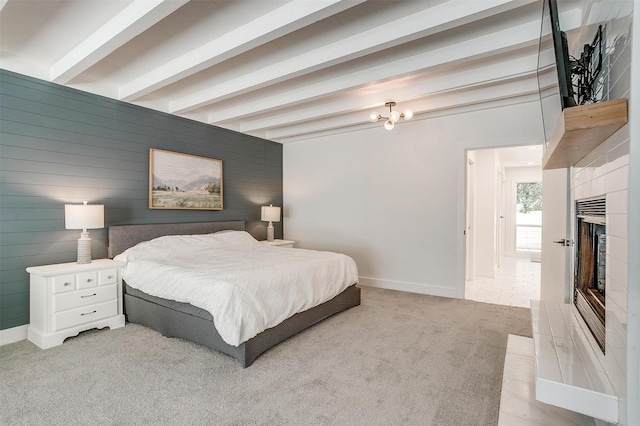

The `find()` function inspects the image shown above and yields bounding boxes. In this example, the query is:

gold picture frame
[149,149,223,210]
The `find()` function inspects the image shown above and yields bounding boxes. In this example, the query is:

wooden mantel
[542,98,628,170]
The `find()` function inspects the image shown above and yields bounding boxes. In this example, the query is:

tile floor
[499,335,596,426]
[465,255,541,308]
[471,259,600,425]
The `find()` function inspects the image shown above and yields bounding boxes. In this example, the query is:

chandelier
[369,101,413,130]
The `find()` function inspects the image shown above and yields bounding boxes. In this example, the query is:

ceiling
[0,0,585,145]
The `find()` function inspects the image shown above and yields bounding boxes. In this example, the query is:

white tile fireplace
[571,125,630,424]
[528,122,630,425]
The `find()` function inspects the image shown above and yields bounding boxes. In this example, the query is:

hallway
[465,256,540,308]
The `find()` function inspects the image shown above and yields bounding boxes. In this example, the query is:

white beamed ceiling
[0,0,584,143]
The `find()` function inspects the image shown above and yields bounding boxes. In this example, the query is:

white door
[540,168,572,302]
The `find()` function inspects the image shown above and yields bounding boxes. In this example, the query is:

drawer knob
[81,310,97,316]
[86,279,93,283]
[80,293,97,298]
[64,282,72,286]
[107,275,114,279]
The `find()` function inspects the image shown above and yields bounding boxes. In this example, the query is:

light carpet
[0,287,531,425]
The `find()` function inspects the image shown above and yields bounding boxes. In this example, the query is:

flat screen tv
[547,0,576,109]
[537,0,575,142]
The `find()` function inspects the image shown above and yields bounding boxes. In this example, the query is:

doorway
[465,145,543,308]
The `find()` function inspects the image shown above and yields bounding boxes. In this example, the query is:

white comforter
[114,231,359,346]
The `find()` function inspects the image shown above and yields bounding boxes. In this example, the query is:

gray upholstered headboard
[108,221,245,258]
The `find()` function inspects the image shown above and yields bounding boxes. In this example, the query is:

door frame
[465,157,475,283]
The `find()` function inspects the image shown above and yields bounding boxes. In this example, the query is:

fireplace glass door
[574,196,606,352]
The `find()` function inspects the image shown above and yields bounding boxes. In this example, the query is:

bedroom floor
[465,255,540,308]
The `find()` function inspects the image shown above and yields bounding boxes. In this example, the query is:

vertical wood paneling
[0,70,283,330]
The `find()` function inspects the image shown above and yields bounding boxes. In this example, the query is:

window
[515,182,542,252]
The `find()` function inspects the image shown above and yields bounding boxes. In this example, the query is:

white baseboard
[0,324,28,346]
[358,276,458,299]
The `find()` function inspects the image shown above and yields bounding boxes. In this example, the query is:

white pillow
[213,230,261,247]
[114,233,223,262]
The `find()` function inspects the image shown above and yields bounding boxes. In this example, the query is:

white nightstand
[26,258,125,349]
[260,239,295,248]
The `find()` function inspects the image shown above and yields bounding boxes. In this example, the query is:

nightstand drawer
[77,271,98,289]
[27,259,125,348]
[98,269,118,285]
[52,274,76,293]
[54,285,117,312]
[54,299,117,330]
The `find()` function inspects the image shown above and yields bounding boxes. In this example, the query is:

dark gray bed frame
[108,221,360,368]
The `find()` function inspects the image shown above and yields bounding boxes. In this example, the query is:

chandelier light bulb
[370,101,410,130]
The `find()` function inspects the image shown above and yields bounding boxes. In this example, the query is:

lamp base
[266,223,274,242]
[77,232,92,264]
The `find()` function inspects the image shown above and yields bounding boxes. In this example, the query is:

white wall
[283,100,544,299]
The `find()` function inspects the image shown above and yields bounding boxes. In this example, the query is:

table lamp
[261,204,281,242]
[65,201,104,264]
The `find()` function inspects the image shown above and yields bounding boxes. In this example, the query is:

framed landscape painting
[149,149,223,210]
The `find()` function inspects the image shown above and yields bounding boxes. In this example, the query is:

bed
[108,221,360,367]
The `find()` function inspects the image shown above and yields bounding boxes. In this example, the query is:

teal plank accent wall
[0,70,283,331]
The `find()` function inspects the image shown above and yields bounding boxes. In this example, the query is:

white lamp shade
[65,203,104,230]
[261,205,281,222]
